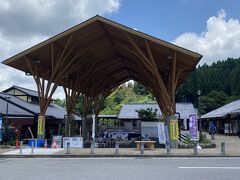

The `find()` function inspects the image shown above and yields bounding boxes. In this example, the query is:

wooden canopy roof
[2,15,202,116]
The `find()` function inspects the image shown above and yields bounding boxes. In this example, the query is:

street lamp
[4,96,11,143]
[197,90,202,141]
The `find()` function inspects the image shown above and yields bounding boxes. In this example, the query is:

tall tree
[176,57,240,113]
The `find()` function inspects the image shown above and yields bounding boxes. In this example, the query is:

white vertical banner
[92,114,95,140]
[158,122,166,144]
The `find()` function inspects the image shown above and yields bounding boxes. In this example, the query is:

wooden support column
[81,94,93,140]
[171,51,177,113]
[168,51,183,114]
[145,40,174,116]
[93,94,104,138]
[122,30,174,117]
[25,58,58,140]
[167,51,183,149]
[24,33,80,140]
[123,31,185,117]
[63,87,80,137]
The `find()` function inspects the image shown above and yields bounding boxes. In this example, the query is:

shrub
[186,134,195,144]
[199,134,210,144]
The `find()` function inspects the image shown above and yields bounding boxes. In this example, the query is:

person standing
[209,122,216,140]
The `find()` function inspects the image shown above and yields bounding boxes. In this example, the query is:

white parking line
[63,157,136,160]
[152,157,240,160]
[178,167,240,169]
[16,157,136,160]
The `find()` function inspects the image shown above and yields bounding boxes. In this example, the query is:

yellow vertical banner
[37,115,45,135]
[170,120,179,140]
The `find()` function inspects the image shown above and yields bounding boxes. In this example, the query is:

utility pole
[197,90,202,141]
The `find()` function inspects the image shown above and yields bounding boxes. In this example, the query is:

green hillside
[176,57,240,114]
[100,82,154,115]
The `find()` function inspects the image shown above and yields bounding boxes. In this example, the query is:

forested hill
[176,57,240,114]
[100,82,154,115]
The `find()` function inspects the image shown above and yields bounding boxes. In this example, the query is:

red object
[15,139,19,148]
[44,139,48,149]
[51,137,58,148]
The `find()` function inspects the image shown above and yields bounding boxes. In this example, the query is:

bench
[135,141,156,150]
[94,142,106,148]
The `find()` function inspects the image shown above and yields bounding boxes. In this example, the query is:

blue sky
[0,0,240,98]
[107,0,240,41]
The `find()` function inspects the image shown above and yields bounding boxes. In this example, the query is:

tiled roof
[0,95,33,117]
[118,103,196,119]
[4,85,39,97]
[201,99,240,119]
[0,92,80,120]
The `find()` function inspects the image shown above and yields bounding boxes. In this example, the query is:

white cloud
[0,0,121,37]
[173,9,240,65]
[0,0,121,99]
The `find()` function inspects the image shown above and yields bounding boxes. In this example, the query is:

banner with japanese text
[158,122,166,144]
[37,115,45,135]
[169,119,179,140]
[189,114,198,141]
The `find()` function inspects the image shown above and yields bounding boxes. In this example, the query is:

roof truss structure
[2,15,202,117]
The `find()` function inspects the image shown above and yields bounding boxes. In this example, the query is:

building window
[31,97,39,104]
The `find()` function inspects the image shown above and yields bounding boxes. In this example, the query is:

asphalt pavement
[0,157,240,180]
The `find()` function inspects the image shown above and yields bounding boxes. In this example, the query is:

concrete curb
[1,154,240,158]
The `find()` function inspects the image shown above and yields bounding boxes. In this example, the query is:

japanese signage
[189,114,198,141]
[63,137,83,148]
[169,119,179,140]
[37,115,45,135]
[158,122,166,144]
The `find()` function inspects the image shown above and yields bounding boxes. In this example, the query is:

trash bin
[36,139,44,147]
[28,139,44,147]
[28,139,35,147]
